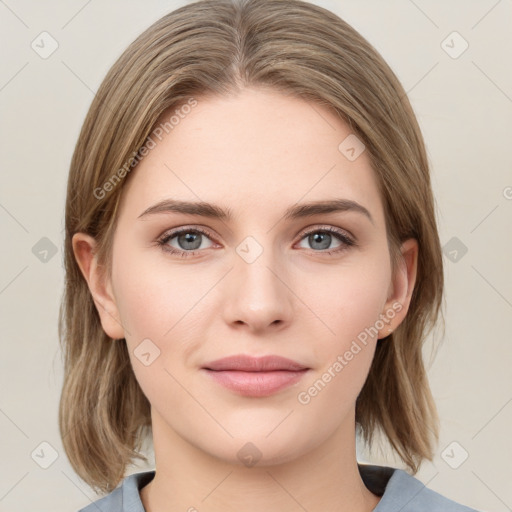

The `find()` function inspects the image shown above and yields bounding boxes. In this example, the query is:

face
[75,86,416,466]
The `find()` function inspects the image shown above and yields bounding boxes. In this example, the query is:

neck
[140,409,381,512]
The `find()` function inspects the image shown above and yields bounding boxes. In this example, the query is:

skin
[73,86,418,512]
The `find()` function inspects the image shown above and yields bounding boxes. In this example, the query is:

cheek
[299,256,390,344]
[114,270,165,338]
[295,256,389,398]
[112,246,200,340]
[111,258,190,404]
[111,249,211,388]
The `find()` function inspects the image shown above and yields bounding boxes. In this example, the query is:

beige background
[0,1,511,511]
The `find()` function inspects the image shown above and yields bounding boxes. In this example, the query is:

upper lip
[203,354,308,372]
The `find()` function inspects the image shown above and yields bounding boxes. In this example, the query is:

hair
[58,0,445,495]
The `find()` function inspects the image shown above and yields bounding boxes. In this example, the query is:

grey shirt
[78,463,480,511]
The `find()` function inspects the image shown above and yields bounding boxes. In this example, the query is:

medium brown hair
[59,0,444,494]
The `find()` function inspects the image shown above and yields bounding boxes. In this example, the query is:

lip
[203,354,308,372]
[202,354,310,397]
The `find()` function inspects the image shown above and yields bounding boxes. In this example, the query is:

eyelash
[156,225,356,258]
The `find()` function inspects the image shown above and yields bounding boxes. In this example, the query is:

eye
[296,226,355,255]
[157,227,216,257]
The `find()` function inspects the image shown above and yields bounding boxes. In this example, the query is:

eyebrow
[137,198,374,224]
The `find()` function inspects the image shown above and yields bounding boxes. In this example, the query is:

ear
[72,232,125,340]
[377,238,418,339]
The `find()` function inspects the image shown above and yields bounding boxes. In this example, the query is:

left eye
[297,227,355,252]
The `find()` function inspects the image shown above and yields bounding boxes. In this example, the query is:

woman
[59,0,479,510]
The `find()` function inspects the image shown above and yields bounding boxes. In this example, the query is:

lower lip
[203,369,309,397]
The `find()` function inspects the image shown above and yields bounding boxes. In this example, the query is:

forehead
[118,87,384,227]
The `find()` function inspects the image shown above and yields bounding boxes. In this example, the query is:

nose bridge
[224,233,292,329]
[235,233,284,298]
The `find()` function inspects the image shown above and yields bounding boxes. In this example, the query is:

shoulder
[76,470,155,512]
[77,486,123,512]
[376,466,481,512]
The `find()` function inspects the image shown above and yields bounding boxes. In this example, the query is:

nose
[222,242,293,334]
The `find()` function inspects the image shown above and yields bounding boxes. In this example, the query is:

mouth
[201,354,310,397]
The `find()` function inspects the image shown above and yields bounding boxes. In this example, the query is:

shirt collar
[120,463,463,512]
